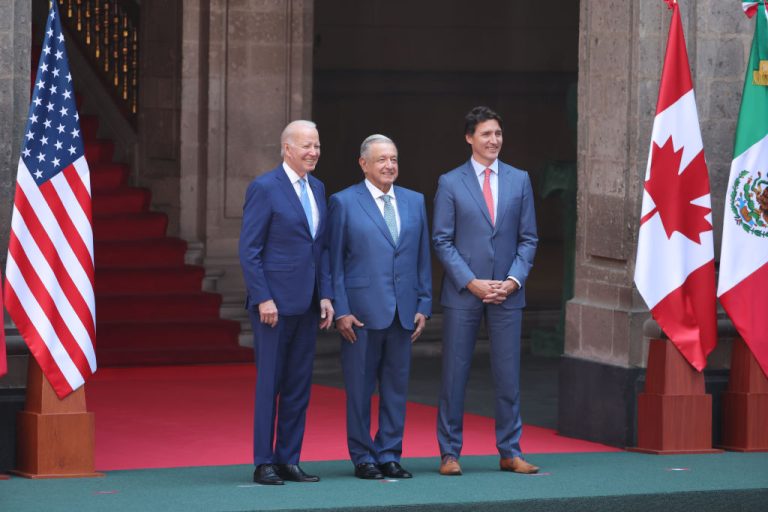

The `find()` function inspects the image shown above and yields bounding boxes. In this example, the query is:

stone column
[561,0,752,447]
[179,0,315,319]
[0,0,31,474]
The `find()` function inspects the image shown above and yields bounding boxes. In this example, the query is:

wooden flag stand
[12,359,103,478]
[720,337,768,451]
[630,339,721,454]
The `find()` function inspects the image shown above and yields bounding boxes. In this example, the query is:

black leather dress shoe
[253,464,284,485]
[379,461,413,479]
[275,464,320,482]
[354,462,384,480]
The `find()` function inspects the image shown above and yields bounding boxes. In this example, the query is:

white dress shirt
[365,179,401,235]
[283,163,319,236]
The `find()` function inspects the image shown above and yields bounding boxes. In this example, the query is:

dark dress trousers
[329,181,432,465]
[432,159,537,460]
[239,164,332,466]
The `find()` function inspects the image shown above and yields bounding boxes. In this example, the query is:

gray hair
[280,120,317,157]
[360,134,395,159]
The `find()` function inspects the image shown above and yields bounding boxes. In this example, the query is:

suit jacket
[329,181,432,330]
[432,159,537,310]
[239,165,332,316]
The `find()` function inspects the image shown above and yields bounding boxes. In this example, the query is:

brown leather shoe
[439,455,462,476]
[500,456,539,474]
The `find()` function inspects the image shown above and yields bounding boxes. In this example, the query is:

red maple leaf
[641,137,712,243]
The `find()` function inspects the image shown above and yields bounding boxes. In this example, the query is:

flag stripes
[3,0,96,398]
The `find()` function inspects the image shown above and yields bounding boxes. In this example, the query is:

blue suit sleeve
[416,195,432,317]
[328,194,351,318]
[432,175,475,290]
[506,173,538,286]
[238,180,272,308]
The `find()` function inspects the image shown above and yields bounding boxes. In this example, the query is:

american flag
[3,0,96,398]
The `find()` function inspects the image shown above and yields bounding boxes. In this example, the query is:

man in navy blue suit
[239,120,334,485]
[432,106,539,476]
[329,134,432,480]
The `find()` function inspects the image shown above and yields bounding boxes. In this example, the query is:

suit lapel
[355,182,397,247]
[394,186,408,247]
[275,167,312,238]
[308,176,324,237]
[459,161,494,228]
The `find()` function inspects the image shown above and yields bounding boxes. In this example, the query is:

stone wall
[0,0,31,474]
[179,0,315,304]
[138,0,184,235]
[0,0,31,263]
[561,0,754,447]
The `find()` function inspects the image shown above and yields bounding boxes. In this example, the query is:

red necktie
[483,168,495,225]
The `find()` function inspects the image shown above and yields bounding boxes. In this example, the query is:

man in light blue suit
[433,106,539,476]
[329,134,432,480]
[239,120,334,485]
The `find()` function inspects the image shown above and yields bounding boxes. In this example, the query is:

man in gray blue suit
[329,134,432,480]
[433,106,539,476]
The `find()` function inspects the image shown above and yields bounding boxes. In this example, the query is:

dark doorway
[312,0,578,335]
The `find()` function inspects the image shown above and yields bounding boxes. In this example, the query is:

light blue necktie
[299,178,315,238]
[381,194,398,244]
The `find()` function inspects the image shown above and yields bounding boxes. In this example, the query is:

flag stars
[46,102,55,112]
[40,135,49,146]
[68,145,76,155]
[29,113,39,124]
[36,79,46,90]
[66,72,72,82]
[57,123,66,134]
[52,157,61,168]
[36,152,46,163]
[54,140,63,151]
[52,68,60,78]
[57,33,65,43]
[40,62,49,74]
[22,148,31,158]
[34,169,44,180]
[62,89,72,100]
[49,84,58,95]
[47,28,54,38]
[55,50,63,60]
[25,130,34,141]
[43,119,52,129]
[59,106,68,117]
[33,97,43,107]
[43,45,51,55]
[71,128,80,138]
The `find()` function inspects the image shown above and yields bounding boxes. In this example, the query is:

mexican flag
[634,0,717,372]
[717,1,768,378]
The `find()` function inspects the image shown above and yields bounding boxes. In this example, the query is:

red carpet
[88,364,619,471]
[83,113,250,366]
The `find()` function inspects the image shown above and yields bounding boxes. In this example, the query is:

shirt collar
[283,162,306,184]
[470,157,498,176]
[364,179,396,201]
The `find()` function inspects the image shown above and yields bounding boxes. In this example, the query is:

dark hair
[464,106,503,136]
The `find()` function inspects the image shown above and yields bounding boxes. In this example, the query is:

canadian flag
[633,0,717,371]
